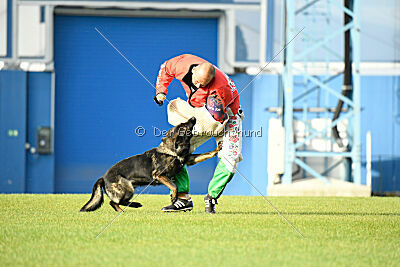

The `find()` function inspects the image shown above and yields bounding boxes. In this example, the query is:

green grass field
[0,194,399,266]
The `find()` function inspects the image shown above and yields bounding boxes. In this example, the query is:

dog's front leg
[152,173,178,203]
[186,141,223,166]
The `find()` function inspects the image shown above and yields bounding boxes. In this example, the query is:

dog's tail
[80,177,105,212]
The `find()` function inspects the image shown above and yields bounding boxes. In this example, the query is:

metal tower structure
[281,0,361,184]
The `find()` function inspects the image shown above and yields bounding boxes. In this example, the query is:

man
[154,54,243,214]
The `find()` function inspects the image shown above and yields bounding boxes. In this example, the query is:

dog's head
[162,117,196,156]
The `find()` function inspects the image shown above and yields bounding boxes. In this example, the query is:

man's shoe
[161,198,193,212]
[204,194,218,214]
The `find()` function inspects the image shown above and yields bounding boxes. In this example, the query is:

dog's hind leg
[119,201,142,208]
[105,175,136,212]
[109,201,124,212]
[118,183,142,208]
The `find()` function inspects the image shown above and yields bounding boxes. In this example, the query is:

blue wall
[0,71,27,193]
[26,72,55,193]
[227,74,400,195]
[360,76,400,194]
[224,74,279,196]
[1,69,399,195]
[0,71,54,193]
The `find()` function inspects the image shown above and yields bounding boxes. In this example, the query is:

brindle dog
[80,117,222,212]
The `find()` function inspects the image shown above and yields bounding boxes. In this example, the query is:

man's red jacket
[156,54,240,115]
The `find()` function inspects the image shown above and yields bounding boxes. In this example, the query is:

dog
[80,117,222,212]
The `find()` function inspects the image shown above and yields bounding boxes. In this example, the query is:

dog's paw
[216,141,223,151]
[130,202,142,208]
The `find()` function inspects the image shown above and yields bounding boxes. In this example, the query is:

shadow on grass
[219,211,400,216]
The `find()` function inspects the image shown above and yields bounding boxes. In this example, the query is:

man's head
[192,62,215,88]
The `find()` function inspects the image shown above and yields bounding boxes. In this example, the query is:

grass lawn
[0,194,399,266]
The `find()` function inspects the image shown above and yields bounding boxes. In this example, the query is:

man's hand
[154,93,166,106]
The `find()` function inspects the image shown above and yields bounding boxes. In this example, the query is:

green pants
[173,160,234,199]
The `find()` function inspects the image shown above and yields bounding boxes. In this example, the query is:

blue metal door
[0,71,27,193]
[54,15,218,193]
